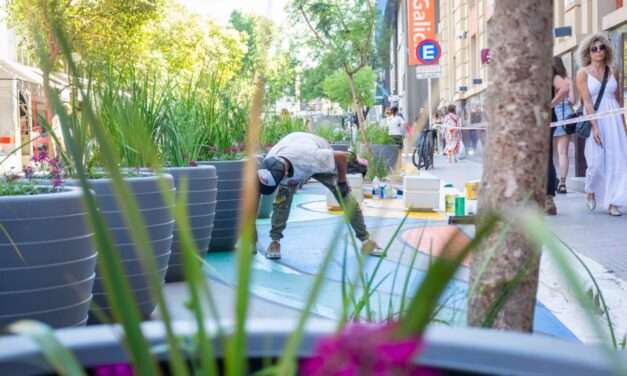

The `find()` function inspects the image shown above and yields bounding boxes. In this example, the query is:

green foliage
[8,0,246,80]
[364,152,387,181]
[8,0,162,72]
[314,124,349,144]
[363,123,394,145]
[289,0,376,75]
[144,2,246,80]
[0,179,60,196]
[322,67,376,109]
[265,48,299,106]
[261,113,307,147]
[300,57,335,103]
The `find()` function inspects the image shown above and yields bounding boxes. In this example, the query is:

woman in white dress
[575,33,627,216]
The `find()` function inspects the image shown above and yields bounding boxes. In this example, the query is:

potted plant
[314,123,350,151]
[158,81,218,282]
[196,77,249,252]
[60,72,176,321]
[0,170,96,329]
[362,123,399,173]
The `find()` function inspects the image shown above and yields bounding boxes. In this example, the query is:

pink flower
[301,323,439,376]
[93,363,133,376]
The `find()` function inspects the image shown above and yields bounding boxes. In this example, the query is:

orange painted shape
[407,0,436,66]
[0,136,13,144]
[401,226,472,266]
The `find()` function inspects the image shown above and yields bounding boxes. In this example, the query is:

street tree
[8,0,163,73]
[289,0,377,145]
[468,1,553,331]
[323,67,376,109]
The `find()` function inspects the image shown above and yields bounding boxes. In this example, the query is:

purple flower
[48,157,61,169]
[189,160,198,167]
[22,166,34,180]
[301,323,439,376]
[51,175,63,188]
[93,363,134,376]
[32,150,48,163]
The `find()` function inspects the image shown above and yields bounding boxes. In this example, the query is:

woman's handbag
[561,103,577,135]
[576,66,609,139]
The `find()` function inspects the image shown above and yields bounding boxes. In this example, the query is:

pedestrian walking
[551,56,576,194]
[444,105,462,163]
[257,132,383,259]
[575,33,627,216]
[387,107,404,149]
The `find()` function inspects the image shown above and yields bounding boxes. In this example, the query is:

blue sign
[416,39,441,65]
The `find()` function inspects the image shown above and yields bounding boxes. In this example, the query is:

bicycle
[412,128,437,170]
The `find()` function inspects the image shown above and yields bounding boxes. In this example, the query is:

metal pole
[428,78,432,128]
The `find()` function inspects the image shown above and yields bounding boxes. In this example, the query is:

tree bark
[468,1,553,331]
[347,72,371,153]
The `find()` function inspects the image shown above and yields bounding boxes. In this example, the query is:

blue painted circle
[416,39,441,65]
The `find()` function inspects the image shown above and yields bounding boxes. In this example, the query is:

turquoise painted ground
[203,190,578,341]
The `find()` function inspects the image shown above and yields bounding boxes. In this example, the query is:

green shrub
[314,124,349,144]
[261,114,306,147]
[364,123,394,145]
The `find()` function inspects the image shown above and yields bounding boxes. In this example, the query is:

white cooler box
[403,175,440,210]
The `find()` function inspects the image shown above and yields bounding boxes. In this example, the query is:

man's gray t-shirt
[266,132,336,186]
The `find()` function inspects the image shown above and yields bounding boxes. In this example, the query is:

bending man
[257,132,382,260]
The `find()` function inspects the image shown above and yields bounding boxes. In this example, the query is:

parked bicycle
[413,128,437,170]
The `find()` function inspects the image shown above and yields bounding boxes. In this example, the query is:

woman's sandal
[557,179,567,194]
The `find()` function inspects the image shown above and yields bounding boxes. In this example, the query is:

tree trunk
[468,1,553,331]
[346,72,371,154]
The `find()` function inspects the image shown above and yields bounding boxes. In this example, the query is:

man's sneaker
[361,239,384,257]
[265,240,281,260]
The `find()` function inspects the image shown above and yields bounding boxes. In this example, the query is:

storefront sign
[407,0,436,66]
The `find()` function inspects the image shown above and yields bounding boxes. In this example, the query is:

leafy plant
[364,152,387,181]
[94,68,165,168]
[364,123,394,145]
[260,113,306,148]
[314,124,349,144]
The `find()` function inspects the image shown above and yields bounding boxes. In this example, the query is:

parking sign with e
[416,39,441,65]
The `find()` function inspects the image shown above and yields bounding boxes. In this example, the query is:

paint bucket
[455,196,466,216]
[465,180,480,201]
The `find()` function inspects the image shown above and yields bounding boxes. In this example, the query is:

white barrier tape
[433,106,627,131]
[549,106,627,127]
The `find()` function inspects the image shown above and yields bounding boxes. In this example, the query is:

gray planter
[370,144,400,172]
[257,191,276,219]
[199,159,246,251]
[66,175,175,323]
[0,320,625,375]
[0,186,96,329]
[164,166,218,282]
[330,143,349,152]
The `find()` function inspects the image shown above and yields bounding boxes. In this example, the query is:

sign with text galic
[407,0,436,66]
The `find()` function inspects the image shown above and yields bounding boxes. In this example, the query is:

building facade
[382,0,435,127]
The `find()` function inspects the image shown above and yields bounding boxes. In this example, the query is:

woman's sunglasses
[590,45,606,53]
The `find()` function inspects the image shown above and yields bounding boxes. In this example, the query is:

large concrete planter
[0,186,96,328]
[67,175,175,321]
[0,320,625,375]
[370,144,400,172]
[164,165,218,282]
[257,191,276,219]
[330,143,349,152]
[199,159,245,252]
